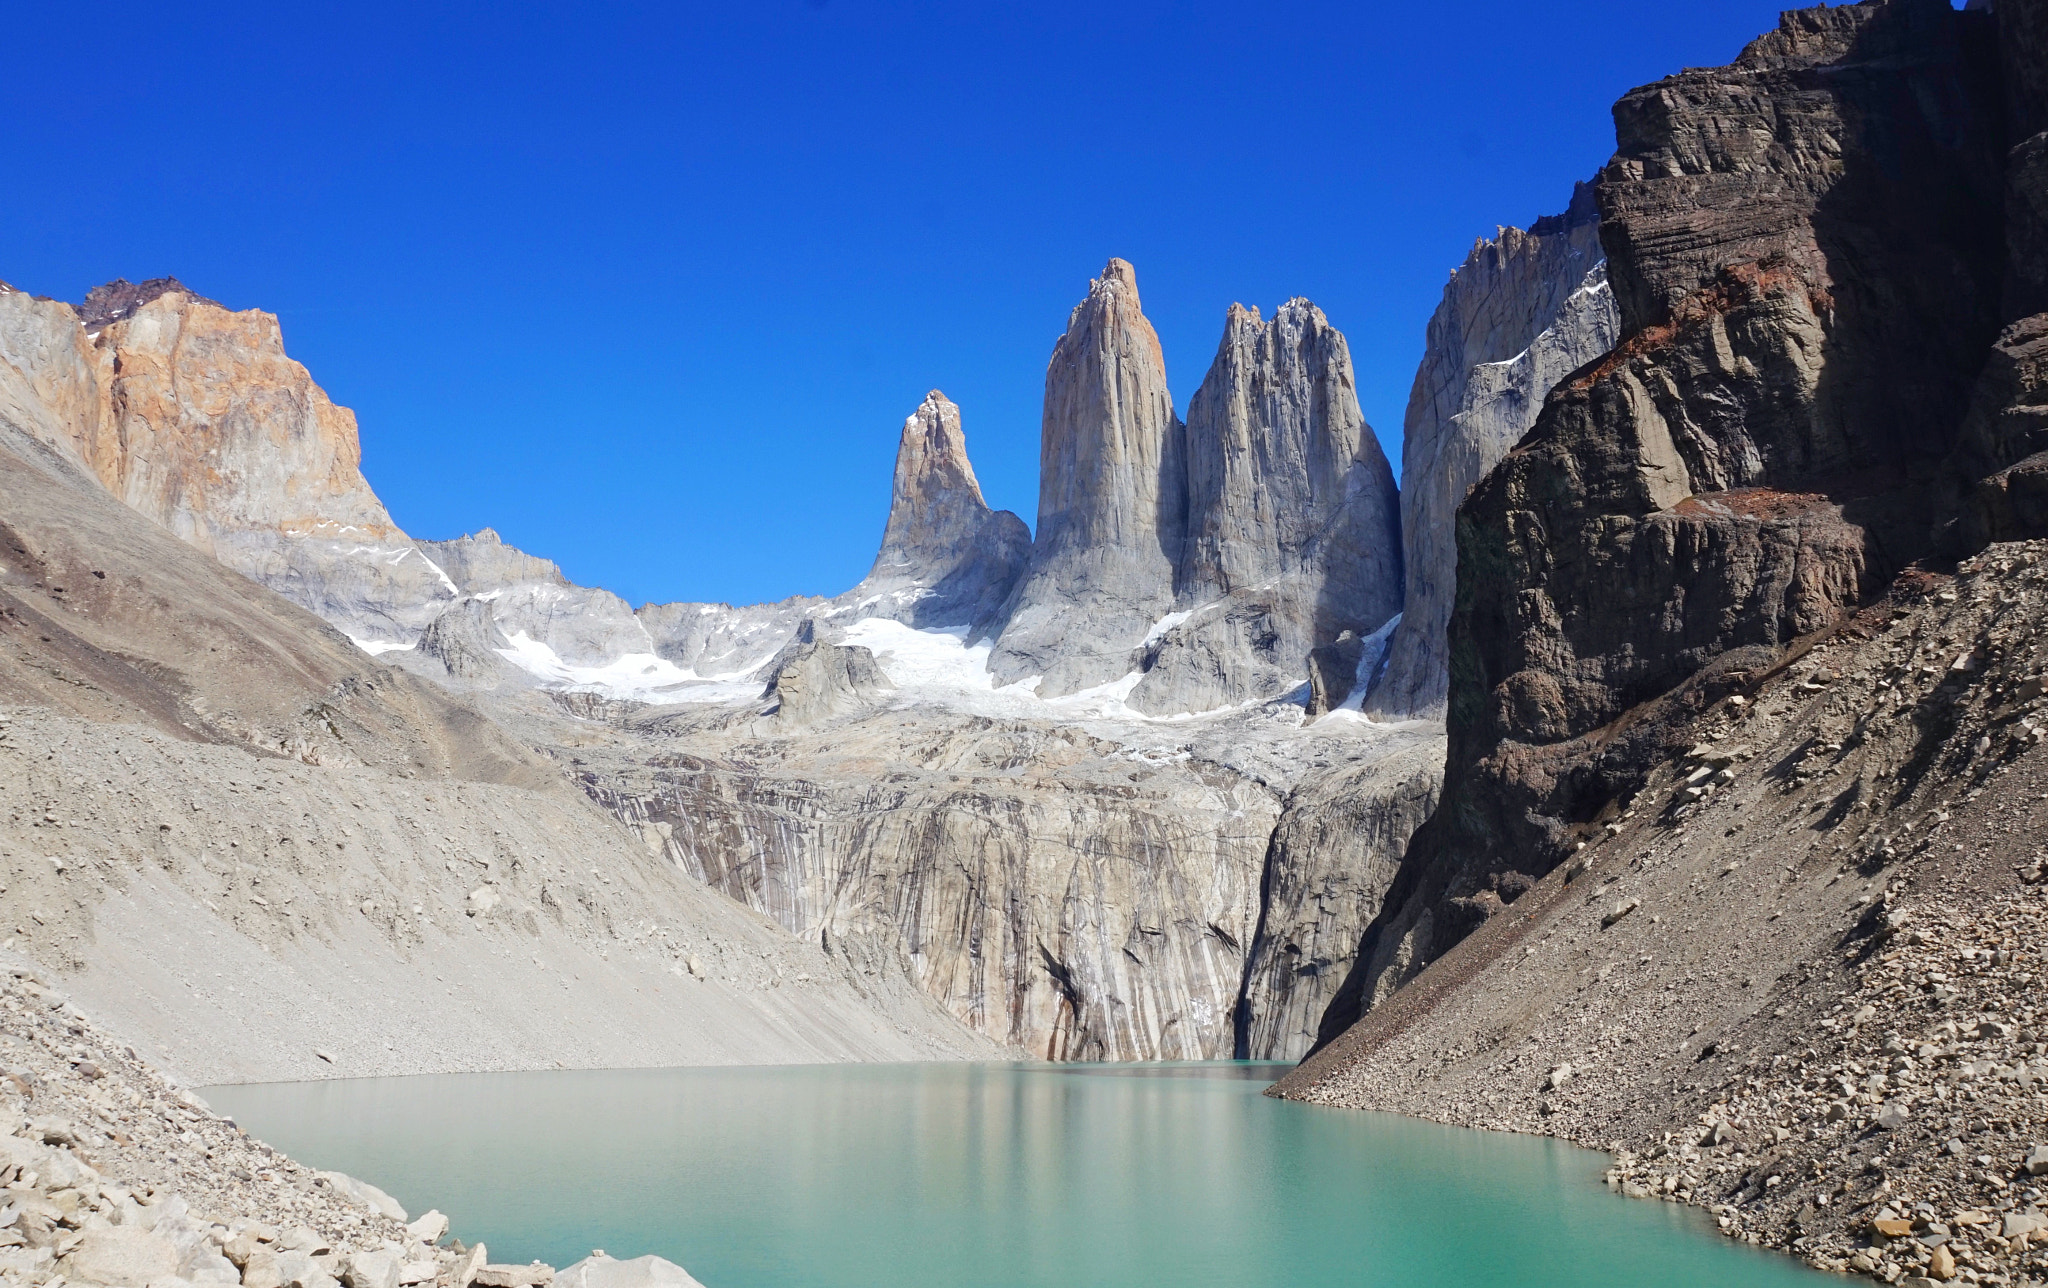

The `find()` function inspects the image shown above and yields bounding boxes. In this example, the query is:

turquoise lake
[207,1062,1826,1287]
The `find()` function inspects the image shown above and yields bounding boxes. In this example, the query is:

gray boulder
[58,1226,180,1286]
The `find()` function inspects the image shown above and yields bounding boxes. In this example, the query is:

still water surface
[209,1062,1825,1288]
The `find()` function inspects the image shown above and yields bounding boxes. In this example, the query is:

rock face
[1235,741,1441,1060]
[1130,299,1402,716]
[576,694,1442,1061]
[988,259,1186,696]
[1370,186,1619,718]
[851,390,1031,633]
[1323,0,2013,1038]
[0,280,458,644]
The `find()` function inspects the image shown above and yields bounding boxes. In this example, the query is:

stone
[1874,1218,1917,1239]
[2025,1143,2048,1175]
[988,259,1185,697]
[2003,1211,2047,1239]
[455,1243,488,1288]
[1602,899,1640,928]
[465,887,500,919]
[404,1211,448,1246]
[343,1250,402,1288]
[318,1171,407,1222]
[556,1254,706,1288]
[274,1250,322,1288]
[1877,1101,1913,1131]
[58,1226,180,1286]
[1929,1243,1957,1280]
[243,1247,286,1288]
[398,1261,438,1285]
[472,1264,555,1288]
[1543,1063,1575,1091]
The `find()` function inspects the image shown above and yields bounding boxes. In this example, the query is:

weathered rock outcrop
[765,640,895,723]
[851,390,1031,633]
[989,259,1186,696]
[1369,187,1619,718]
[1130,299,1402,716]
[0,280,459,644]
[1325,0,2012,1037]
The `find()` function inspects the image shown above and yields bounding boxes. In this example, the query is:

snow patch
[494,631,760,705]
[1142,609,1194,648]
[1319,612,1403,722]
[347,636,414,657]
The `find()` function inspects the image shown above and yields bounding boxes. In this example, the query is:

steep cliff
[1130,299,1403,716]
[1369,188,1619,719]
[988,259,1187,696]
[1324,0,2011,1037]
[0,281,458,643]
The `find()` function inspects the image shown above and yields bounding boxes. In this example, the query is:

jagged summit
[77,276,222,328]
[1127,294,1402,715]
[855,389,1030,632]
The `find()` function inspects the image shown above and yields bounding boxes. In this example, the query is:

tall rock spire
[1127,298,1402,715]
[988,258,1186,695]
[854,390,1030,632]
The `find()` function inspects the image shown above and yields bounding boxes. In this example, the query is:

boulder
[318,1171,407,1221]
[58,1226,180,1286]
[472,1264,555,1288]
[405,1210,448,1245]
[342,1249,402,1288]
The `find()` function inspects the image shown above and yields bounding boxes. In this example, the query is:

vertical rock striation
[1235,742,1442,1060]
[848,390,1031,633]
[1324,0,2011,1039]
[988,259,1186,696]
[1130,299,1402,716]
[1370,187,1619,719]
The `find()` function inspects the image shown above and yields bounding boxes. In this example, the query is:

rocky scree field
[1279,540,2048,1283]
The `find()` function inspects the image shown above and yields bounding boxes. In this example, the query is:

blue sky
[6,1,1800,608]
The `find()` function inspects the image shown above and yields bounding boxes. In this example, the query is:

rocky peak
[855,390,1030,632]
[77,277,221,329]
[1176,297,1396,600]
[1127,296,1401,715]
[988,259,1186,696]
[1368,187,1617,719]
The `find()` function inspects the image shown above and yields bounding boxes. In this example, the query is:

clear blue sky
[6,1,1802,608]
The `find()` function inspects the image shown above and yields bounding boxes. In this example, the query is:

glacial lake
[208,1062,1826,1287]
